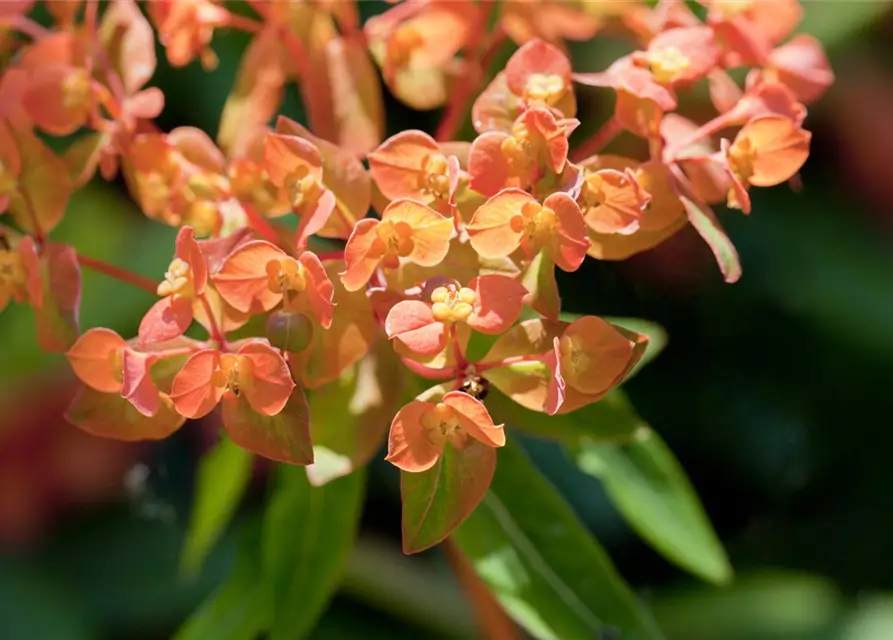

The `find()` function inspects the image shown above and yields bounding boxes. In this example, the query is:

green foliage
[180,436,254,577]
[453,439,664,640]
[263,466,366,640]
[570,420,731,585]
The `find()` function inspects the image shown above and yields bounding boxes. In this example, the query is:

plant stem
[226,12,263,34]
[570,117,621,163]
[77,253,158,295]
[198,292,226,347]
[434,3,504,142]
[241,202,285,248]
[12,16,50,40]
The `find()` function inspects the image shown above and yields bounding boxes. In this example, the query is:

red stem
[570,117,621,163]
[11,16,49,40]
[226,12,264,34]
[241,202,285,248]
[198,292,226,347]
[77,253,158,295]
[434,3,504,142]
[20,190,45,245]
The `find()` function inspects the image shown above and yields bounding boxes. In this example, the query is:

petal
[263,132,323,187]
[468,131,514,197]
[566,316,636,395]
[341,218,382,292]
[170,349,224,419]
[175,226,208,294]
[521,107,570,174]
[295,188,336,250]
[466,274,527,334]
[298,251,335,329]
[67,327,126,392]
[505,38,571,96]
[23,65,92,136]
[769,34,834,104]
[544,192,590,272]
[740,116,811,187]
[472,72,520,134]
[213,240,287,313]
[99,0,157,95]
[543,337,566,415]
[385,300,447,357]
[238,341,295,416]
[138,295,194,346]
[383,199,453,267]
[168,127,225,172]
[386,401,443,473]
[121,349,161,417]
[66,387,186,441]
[443,391,505,447]
[466,188,530,259]
[368,129,439,201]
[583,169,644,235]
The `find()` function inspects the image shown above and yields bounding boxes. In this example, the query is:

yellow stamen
[646,46,691,84]
[524,73,566,106]
[430,283,477,323]
[156,257,192,297]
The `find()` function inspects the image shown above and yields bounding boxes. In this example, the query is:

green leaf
[305,346,401,486]
[569,402,732,585]
[487,386,645,444]
[263,465,366,640]
[180,436,253,577]
[680,194,741,284]
[401,440,496,554]
[174,521,269,640]
[452,439,664,640]
[798,1,892,49]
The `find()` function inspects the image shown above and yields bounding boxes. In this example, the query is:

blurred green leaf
[487,387,645,443]
[652,572,841,640]
[174,520,269,640]
[799,1,892,49]
[569,403,732,585]
[263,465,366,640]
[842,595,893,640]
[181,436,254,577]
[453,439,664,640]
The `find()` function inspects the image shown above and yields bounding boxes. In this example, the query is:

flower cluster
[0,0,832,551]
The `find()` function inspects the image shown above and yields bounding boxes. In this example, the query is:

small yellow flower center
[501,121,537,178]
[712,0,754,18]
[61,68,91,111]
[511,200,556,250]
[230,164,279,214]
[183,199,220,237]
[430,284,476,324]
[287,165,324,211]
[418,152,451,199]
[646,46,691,84]
[524,73,566,106]
[156,257,192,297]
[581,173,607,209]
[420,402,466,446]
[388,24,424,69]
[211,353,245,395]
[373,219,415,269]
[0,249,26,291]
[266,258,307,312]
[728,136,757,184]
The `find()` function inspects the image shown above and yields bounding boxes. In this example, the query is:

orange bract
[386,391,504,472]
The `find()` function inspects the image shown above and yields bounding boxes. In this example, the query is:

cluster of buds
[0,0,832,552]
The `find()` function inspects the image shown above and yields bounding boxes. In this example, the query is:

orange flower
[544,316,639,415]
[341,199,453,292]
[468,107,579,197]
[368,130,461,206]
[579,168,650,235]
[170,341,294,419]
[761,34,834,105]
[385,275,528,357]
[703,0,802,67]
[467,188,589,272]
[148,0,231,70]
[138,226,208,345]
[213,240,335,328]
[631,26,719,87]
[386,391,505,472]
[722,115,811,214]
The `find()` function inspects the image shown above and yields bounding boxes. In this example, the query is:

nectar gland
[372,219,414,269]
[421,402,466,446]
[510,200,556,251]
[156,257,193,297]
[643,47,691,84]
[286,165,324,211]
[211,353,245,396]
[0,250,26,296]
[266,258,308,311]
[418,153,451,199]
[430,284,476,323]
[523,73,566,107]
[387,24,424,70]
[500,120,536,179]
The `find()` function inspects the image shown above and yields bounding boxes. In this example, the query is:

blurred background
[3,1,893,638]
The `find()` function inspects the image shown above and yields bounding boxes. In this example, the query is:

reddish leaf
[400,439,497,554]
[7,125,72,236]
[465,274,527,334]
[170,349,223,419]
[213,240,287,313]
[222,387,313,465]
[386,400,444,473]
[237,341,295,416]
[99,0,157,95]
[66,386,185,441]
[386,300,447,357]
[34,242,82,352]
[67,327,126,393]
[325,36,384,156]
[121,349,161,417]
[442,391,505,448]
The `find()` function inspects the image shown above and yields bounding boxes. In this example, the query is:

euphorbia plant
[0,1,834,637]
